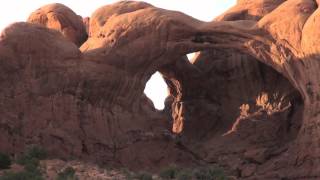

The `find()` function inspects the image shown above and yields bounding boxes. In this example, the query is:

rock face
[216,0,286,21]
[1,1,320,179]
[27,3,88,46]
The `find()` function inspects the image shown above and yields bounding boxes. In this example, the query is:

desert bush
[159,164,180,179]
[16,145,47,165]
[120,168,134,180]
[176,169,193,180]
[0,170,44,180]
[0,153,11,170]
[193,166,227,180]
[0,145,46,180]
[57,167,78,180]
[135,171,153,180]
[0,162,43,180]
[23,158,40,172]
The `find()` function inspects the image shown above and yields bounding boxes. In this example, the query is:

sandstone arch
[0,1,319,179]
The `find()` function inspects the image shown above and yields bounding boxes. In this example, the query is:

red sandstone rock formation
[27,3,88,46]
[0,1,320,179]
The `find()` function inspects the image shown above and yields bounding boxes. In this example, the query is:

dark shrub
[135,171,153,180]
[1,146,46,180]
[159,165,180,179]
[120,168,134,180]
[176,170,193,180]
[0,171,44,180]
[0,168,43,180]
[23,158,40,172]
[193,166,227,180]
[0,153,11,170]
[17,146,47,166]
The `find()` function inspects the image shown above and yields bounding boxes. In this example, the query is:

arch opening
[144,71,168,110]
[186,52,199,63]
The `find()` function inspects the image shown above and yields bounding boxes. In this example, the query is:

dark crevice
[81,140,89,154]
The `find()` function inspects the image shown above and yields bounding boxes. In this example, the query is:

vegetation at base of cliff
[120,164,227,180]
[120,168,153,180]
[159,165,227,180]
[0,145,47,180]
[0,171,43,180]
[175,170,193,180]
[57,167,78,180]
[16,145,47,166]
[0,165,44,180]
[135,171,153,180]
[159,164,180,179]
[193,166,227,180]
[0,146,227,180]
[0,153,11,170]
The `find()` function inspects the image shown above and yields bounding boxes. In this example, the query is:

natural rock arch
[0,0,319,179]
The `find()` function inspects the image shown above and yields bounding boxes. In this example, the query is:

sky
[0,0,236,110]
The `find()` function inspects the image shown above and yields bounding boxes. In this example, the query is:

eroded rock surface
[27,3,88,46]
[1,1,320,179]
